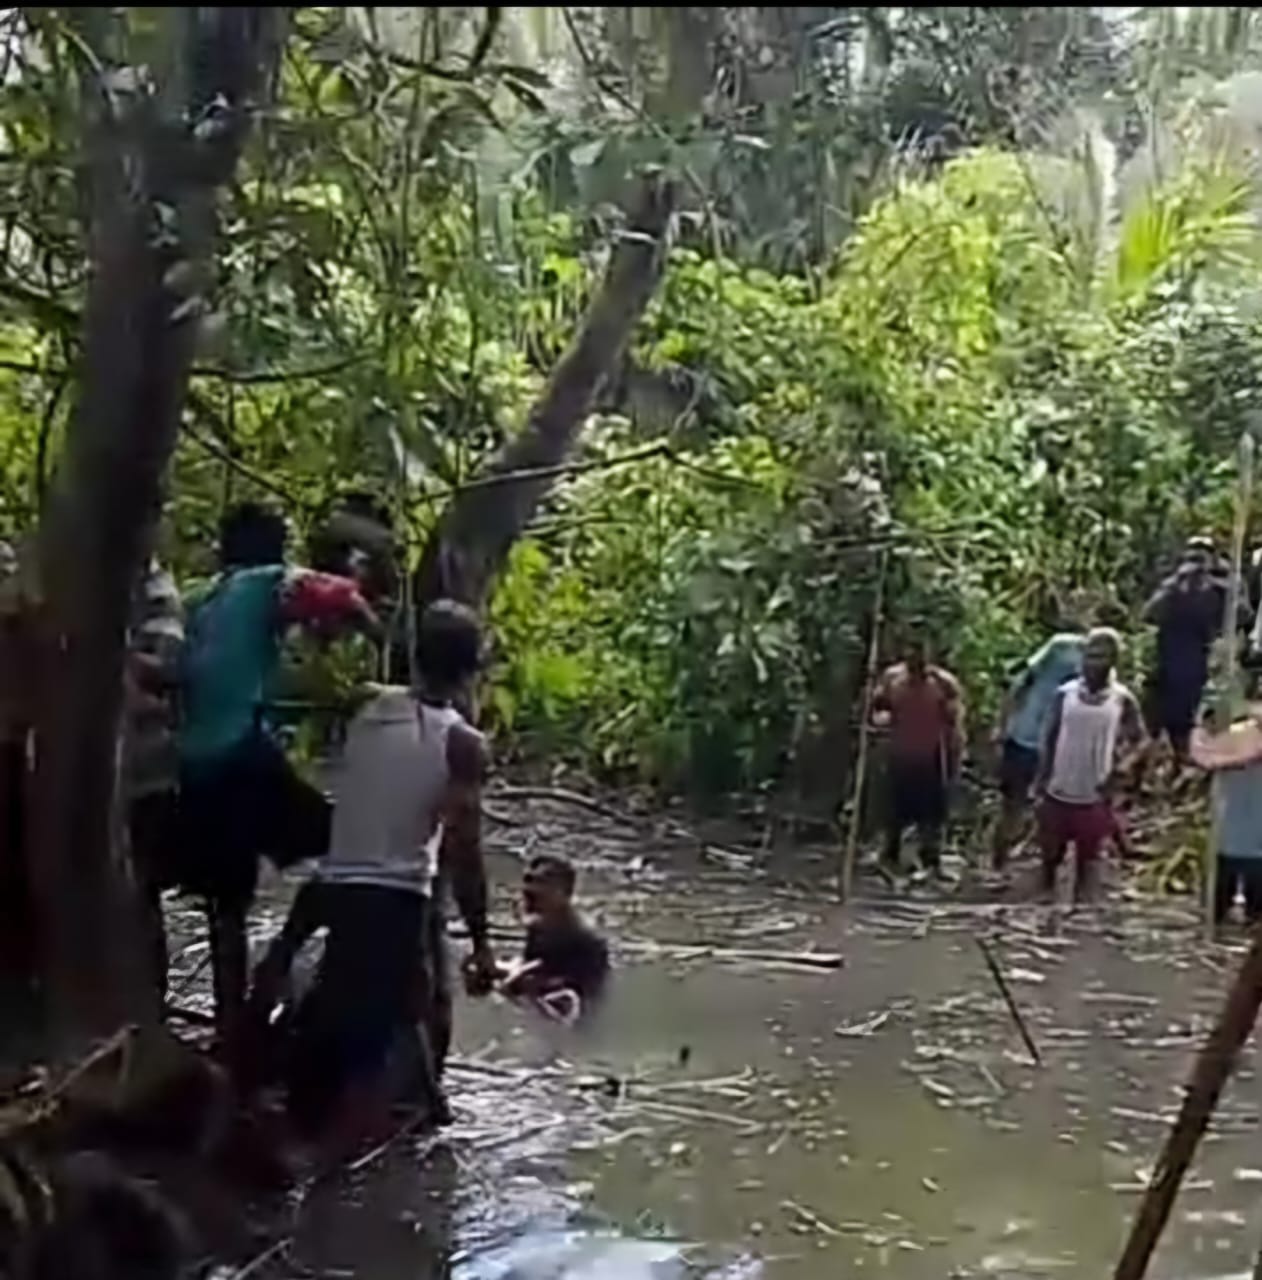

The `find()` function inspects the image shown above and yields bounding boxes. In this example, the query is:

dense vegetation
[7,6,1262,819]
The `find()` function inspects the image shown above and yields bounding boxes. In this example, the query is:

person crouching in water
[244,600,497,1161]
[1036,628,1145,905]
[500,854,609,1026]
[1190,705,1262,928]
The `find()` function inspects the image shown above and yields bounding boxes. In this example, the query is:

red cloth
[1038,795,1113,861]
[279,571,366,626]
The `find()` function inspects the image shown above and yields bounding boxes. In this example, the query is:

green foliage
[1,7,1262,813]
[489,146,1262,802]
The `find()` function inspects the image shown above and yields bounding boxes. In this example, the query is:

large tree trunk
[415,174,676,609]
[29,9,287,1049]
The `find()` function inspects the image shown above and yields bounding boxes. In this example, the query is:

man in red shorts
[1035,628,1145,904]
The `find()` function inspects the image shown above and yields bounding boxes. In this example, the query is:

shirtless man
[1036,628,1145,904]
[871,635,964,879]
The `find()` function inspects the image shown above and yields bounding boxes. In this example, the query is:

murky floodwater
[177,804,1262,1280]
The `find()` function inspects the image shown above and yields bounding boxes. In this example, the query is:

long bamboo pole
[1207,431,1255,940]
[840,549,889,902]
[1113,922,1262,1280]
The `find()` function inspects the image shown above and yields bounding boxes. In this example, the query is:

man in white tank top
[1035,628,1144,904]
[242,600,495,1159]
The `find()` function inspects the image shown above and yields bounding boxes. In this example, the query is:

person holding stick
[871,633,964,881]
[1036,628,1144,905]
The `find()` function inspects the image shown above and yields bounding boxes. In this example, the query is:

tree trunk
[415,174,676,610]
[29,9,287,1049]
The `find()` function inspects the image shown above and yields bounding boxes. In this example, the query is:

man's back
[181,565,285,764]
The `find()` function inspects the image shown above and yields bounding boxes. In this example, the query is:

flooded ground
[177,797,1262,1279]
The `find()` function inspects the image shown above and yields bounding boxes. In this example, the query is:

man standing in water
[871,634,964,880]
[1036,628,1144,904]
[179,502,379,1046]
[1143,537,1242,773]
[245,600,496,1156]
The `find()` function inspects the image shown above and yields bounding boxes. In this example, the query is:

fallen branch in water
[447,923,843,970]
[227,1236,291,1280]
[490,784,639,828]
[782,1198,845,1237]
[976,937,1042,1067]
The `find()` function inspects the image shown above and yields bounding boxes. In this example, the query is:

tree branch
[415,171,677,607]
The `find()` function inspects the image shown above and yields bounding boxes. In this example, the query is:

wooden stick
[1113,921,1262,1280]
[841,548,889,902]
[445,922,843,970]
[1208,430,1255,940]
[489,784,639,828]
[975,937,1042,1067]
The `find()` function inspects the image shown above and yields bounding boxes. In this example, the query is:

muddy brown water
[175,811,1262,1280]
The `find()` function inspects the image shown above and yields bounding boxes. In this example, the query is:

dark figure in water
[1143,536,1246,771]
[244,600,497,1159]
[500,853,609,1024]
[870,634,965,879]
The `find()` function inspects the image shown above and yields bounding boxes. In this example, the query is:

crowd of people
[0,498,608,1168]
[871,533,1262,918]
[7,508,1262,1160]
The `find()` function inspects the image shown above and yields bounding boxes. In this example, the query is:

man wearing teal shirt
[992,632,1085,869]
[178,502,379,1043]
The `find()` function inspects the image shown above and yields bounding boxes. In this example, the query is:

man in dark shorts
[871,636,964,879]
[178,503,379,1045]
[500,853,609,1023]
[1143,537,1245,772]
[242,600,496,1158]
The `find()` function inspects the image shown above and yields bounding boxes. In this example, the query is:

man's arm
[440,721,495,992]
[1034,689,1066,795]
[279,569,380,638]
[248,879,326,1011]
[1141,581,1174,624]
[939,671,965,777]
[1191,719,1262,772]
[870,666,895,723]
[1109,690,1148,792]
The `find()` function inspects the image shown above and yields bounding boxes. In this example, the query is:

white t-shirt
[318,686,467,895]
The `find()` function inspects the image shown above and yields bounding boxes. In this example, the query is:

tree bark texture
[415,174,677,610]
[1113,922,1262,1280]
[30,9,287,1047]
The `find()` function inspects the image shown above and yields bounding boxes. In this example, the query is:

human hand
[461,944,497,997]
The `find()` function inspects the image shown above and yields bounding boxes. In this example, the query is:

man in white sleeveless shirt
[1035,628,1144,904]
[244,600,495,1156]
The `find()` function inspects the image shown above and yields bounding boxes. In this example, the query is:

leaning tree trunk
[415,174,677,610]
[30,9,287,1049]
